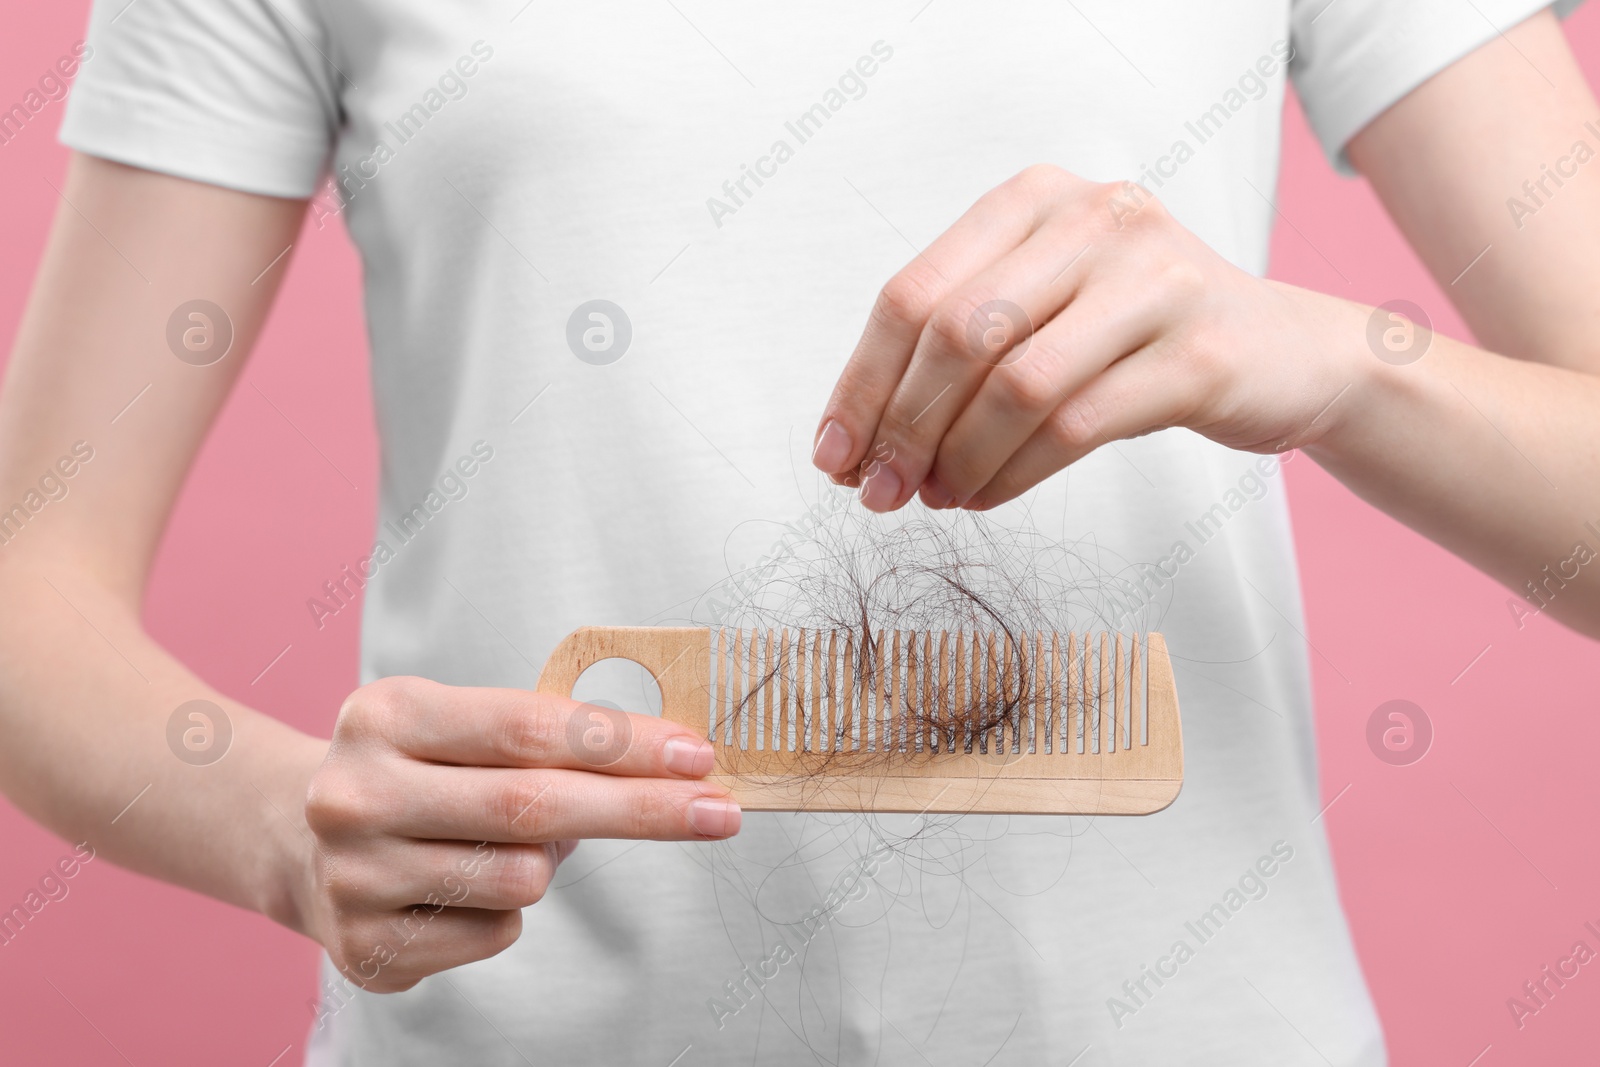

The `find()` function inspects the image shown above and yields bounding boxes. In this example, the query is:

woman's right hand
[301,676,740,992]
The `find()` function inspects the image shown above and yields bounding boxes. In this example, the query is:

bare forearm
[0,559,326,935]
[1300,285,1600,636]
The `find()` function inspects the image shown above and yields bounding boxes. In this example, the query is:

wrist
[1267,280,1400,457]
[254,735,330,942]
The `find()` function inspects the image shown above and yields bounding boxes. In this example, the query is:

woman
[1,0,1596,1062]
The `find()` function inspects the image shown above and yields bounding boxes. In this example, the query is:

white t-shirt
[62,2,1577,1063]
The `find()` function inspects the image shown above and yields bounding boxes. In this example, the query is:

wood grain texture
[536,626,1183,816]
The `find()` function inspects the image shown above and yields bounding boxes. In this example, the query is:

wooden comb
[536,627,1182,816]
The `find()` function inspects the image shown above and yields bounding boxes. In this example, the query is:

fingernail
[919,476,954,510]
[812,419,852,473]
[858,463,902,511]
[663,737,714,777]
[688,796,742,837]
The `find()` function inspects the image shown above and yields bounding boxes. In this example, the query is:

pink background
[3,4,1598,1064]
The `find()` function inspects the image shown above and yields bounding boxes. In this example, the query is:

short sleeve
[59,0,341,199]
[1289,0,1587,174]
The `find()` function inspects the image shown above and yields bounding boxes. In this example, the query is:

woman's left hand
[811,164,1367,511]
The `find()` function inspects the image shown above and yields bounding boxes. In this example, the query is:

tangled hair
[698,501,1152,771]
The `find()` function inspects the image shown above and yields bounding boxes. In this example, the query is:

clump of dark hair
[695,500,1150,772]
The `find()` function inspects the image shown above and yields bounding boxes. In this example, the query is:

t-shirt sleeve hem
[58,93,329,200]
[1308,0,1586,176]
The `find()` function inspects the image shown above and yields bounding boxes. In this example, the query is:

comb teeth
[708,628,1150,757]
